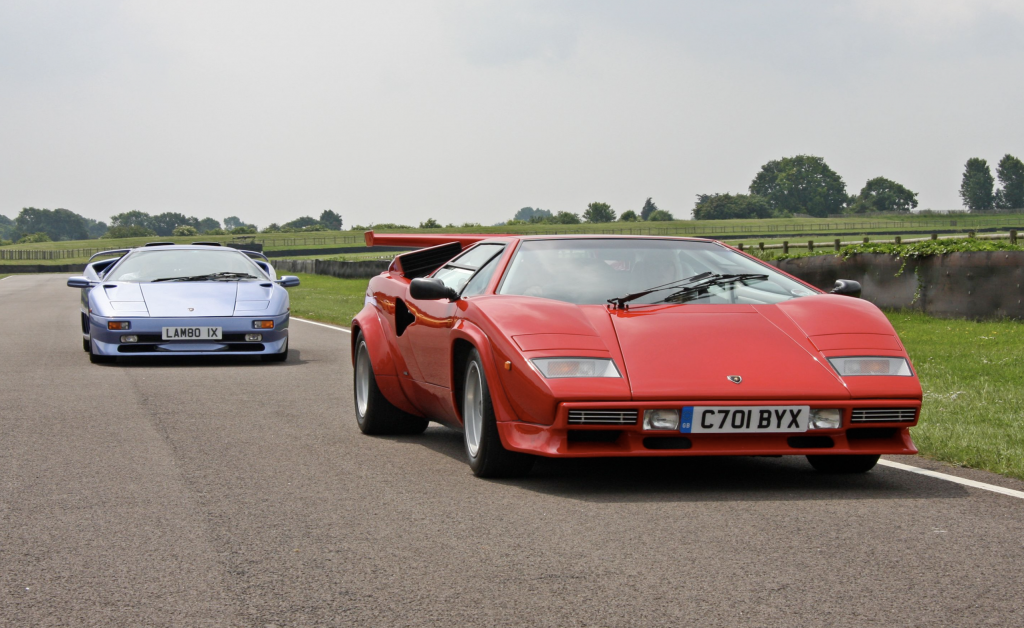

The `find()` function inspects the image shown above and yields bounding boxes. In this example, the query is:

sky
[1,0,1022,228]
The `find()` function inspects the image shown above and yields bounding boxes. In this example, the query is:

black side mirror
[410,277,459,301]
[831,279,862,298]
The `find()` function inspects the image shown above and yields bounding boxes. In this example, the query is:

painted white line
[879,459,1024,500]
[0,275,14,281]
[291,317,351,333]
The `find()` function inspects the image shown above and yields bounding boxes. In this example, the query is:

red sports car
[351,232,921,477]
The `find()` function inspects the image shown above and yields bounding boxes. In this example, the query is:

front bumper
[88,313,290,356]
[497,400,920,458]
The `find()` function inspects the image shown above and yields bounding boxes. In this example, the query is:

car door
[404,244,506,387]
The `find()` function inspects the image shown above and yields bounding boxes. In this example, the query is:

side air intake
[393,241,463,279]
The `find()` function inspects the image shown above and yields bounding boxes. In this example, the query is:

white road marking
[879,459,1024,500]
[291,317,351,333]
[289,313,1024,500]
[0,275,13,281]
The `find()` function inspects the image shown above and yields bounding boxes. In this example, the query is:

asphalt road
[2,274,1024,627]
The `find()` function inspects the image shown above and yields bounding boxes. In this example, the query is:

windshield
[498,239,815,305]
[105,249,267,282]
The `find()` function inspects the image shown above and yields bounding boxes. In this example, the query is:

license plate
[681,406,810,433]
[161,326,223,340]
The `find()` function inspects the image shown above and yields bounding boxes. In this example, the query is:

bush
[231,226,257,235]
[647,209,675,221]
[17,232,52,244]
[583,202,616,223]
[552,211,581,224]
[419,218,441,228]
[103,225,156,239]
[172,225,199,237]
[693,193,772,220]
[203,228,227,236]
[618,210,639,222]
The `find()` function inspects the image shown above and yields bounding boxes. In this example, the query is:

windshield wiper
[607,272,714,309]
[659,273,769,304]
[152,272,258,282]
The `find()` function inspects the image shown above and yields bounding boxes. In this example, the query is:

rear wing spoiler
[240,250,269,262]
[363,230,495,249]
[87,249,131,262]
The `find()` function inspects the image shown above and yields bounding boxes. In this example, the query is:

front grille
[567,409,638,425]
[851,408,917,423]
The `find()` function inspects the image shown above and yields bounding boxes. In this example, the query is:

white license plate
[161,326,223,340]
[681,406,810,434]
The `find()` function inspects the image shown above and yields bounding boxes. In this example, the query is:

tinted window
[499,239,813,305]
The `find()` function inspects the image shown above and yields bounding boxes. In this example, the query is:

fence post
[931,233,938,240]
[863,237,870,244]
[807,240,814,252]
[758,242,764,251]
[1011,230,1018,245]
[968,230,976,238]
[895,236,901,245]
[834,238,840,251]
[782,241,789,254]
[737,243,744,251]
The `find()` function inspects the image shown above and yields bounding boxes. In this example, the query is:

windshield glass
[498,239,815,305]
[105,249,267,282]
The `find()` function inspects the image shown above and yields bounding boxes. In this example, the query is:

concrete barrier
[273,259,391,279]
[0,264,84,273]
[771,251,1024,319]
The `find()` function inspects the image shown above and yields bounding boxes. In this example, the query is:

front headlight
[530,357,621,379]
[828,357,912,377]
[643,409,680,431]
[809,408,842,429]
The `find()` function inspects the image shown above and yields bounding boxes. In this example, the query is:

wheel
[462,348,534,478]
[262,339,289,362]
[353,334,428,435]
[88,339,115,364]
[807,454,880,474]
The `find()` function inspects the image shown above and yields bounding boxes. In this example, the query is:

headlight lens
[530,358,621,379]
[809,408,842,429]
[108,321,131,330]
[828,357,912,377]
[643,409,681,431]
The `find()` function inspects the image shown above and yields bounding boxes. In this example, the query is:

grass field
[286,273,1024,479]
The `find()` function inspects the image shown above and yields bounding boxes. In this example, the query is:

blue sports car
[68,243,300,363]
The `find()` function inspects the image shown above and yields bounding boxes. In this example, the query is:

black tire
[83,337,91,352]
[353,334,428,435]
[88,340,116,364]
[807,454,880,474]
[462,348,534,478]
[262,339,289,362]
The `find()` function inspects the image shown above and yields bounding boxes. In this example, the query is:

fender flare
[450,323,523,430]
[351,305,397,376]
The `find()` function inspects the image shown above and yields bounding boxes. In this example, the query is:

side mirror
[410,277,459,301]
[831,279,862,298]
[277,276,300,288]
[67,277,94,289]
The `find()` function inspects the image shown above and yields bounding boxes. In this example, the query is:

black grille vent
[394,241,463,279]
[568,409,638,425]
[851,408,917,423]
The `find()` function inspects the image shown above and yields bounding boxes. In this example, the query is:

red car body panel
[352,232,922,459]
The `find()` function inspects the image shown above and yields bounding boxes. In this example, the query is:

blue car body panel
[74,245,297,359]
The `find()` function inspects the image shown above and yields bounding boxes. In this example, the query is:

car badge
[727,375,742,384]
[188,307,194,311]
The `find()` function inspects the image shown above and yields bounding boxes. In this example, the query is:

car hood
[609,303,849,400]
[138,282,241,317]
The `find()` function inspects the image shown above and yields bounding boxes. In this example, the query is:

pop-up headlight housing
[530,358,621,379]
[828,357,912,377]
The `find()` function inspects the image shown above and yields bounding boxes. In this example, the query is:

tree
[640,198,659,221]
[224,216,244,230]
[17,232,52,244]
[196,217,221,233]
[319,209,343,231]
[104,225,157,238]
[230,225,257,235]
[692,193,772,220]
[83,218,108,239]
[583,202,616,223]
[110,210,153,229]
[172,225,199,236]
[552,211,581,224]
[647,209,675,221]
[149,212,193,236]
[513,207,553,222]
[15,207,88,241]
[847,177,918,214]
[959,158,995,211]
[749,155,848,217]
[995,154,1024,210]
[619,210,639,222]
[283,216,320,230]
[419,218,441,228]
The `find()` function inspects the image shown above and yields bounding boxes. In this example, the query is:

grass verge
[889,310,1024,480]
[285,273,1024,480]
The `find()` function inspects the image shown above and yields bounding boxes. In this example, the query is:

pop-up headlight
[828,357,912,377]
[530,358,621,379]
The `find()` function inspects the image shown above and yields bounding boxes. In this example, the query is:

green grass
[0,274,9,280]
[889,310,1024,480]
[286,273,369,327]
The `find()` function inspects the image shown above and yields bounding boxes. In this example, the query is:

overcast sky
[2,1,1022,227]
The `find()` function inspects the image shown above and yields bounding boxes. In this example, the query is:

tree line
[503,199,675,226]
[959,155,1024,211]
[0,208,344,245]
